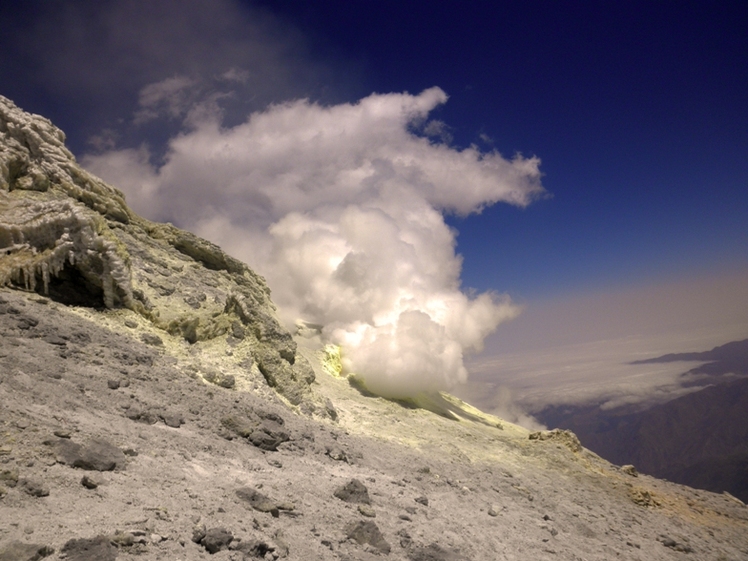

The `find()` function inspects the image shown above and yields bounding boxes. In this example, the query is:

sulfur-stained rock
[528,428,582,453]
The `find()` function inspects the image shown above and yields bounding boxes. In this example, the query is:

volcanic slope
[1,95,747,561]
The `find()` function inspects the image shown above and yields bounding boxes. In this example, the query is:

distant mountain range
[630,338,748,380]
[535,339,748,502]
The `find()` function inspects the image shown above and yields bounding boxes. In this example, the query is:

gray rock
[658,535,693,553]
[216,374,235,388]
[80,475,99,489]
[199,527,233,554]
[125,408,159,424]
[236,487,280,517]
[230,321,245,339]
[52,438,127,471]
[230,538,274,558]
[0,541,53,561]
[325,446,349,463]
[334,479,371,504]
[248,421,290,451]
[220,415,255,438]
[344,520,390,555]
[140,333,163,347]
[408,543,464,561]
[60,536,116,561]
[191,525,206,544]
[158,412,184,428]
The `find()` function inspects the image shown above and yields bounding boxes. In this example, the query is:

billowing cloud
[84,87,545,398]
[460,268,748,421]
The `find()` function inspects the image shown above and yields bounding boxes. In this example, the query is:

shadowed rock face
[1,97,748,561]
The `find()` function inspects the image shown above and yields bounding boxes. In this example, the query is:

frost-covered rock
[0,95,320,410]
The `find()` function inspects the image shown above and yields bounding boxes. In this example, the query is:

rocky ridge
[1,96,747,560]
[0,95,319,411]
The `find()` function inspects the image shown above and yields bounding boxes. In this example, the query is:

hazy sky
[2,1,746,417]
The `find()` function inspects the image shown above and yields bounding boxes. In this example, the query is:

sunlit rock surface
[1,96,747,560]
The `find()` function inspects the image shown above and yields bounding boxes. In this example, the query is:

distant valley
[534,339,748,502]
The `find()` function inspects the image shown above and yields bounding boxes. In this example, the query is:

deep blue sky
[2,0,747,300]
[251,0,748,299]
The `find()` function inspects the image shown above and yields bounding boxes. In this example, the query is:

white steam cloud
[85,87,544,398]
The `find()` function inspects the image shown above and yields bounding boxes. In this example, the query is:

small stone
[111,532,135,547]
[325,447,348,462]
[107,379,121,390]
[415,496,429,506]
[334,479,371,504]
[217,374,236,389]
[125,320,138,328]
[160,413,184,428]
[230,322,246,339]
[141,333,163,347]
[81,475,99,489]
[53,429,72,439]
[658,535,693,553]
[248,421,290,452]
[488,504,501,517]
[358,504,376,518]
[236,487,281,517]
[621,465,638,477]
[192,525,207,544]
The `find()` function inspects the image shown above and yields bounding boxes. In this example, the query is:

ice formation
[0,95,133,308]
